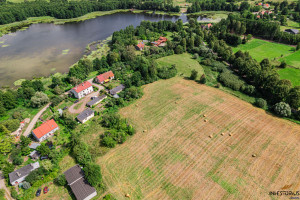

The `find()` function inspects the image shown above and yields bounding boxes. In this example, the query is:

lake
[0,12,209,86]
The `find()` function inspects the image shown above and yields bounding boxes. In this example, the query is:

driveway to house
[0,173,13,200]
[68,79,104,114]
[23,103,51,137]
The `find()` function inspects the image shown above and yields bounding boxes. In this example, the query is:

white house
[64,165,97,200]
[77,109,94,123]
[70,81,93,99]
[31,119,59,142]
[9,162,40,186]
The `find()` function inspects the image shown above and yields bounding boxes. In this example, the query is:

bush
[22,181,31,190]
[73,142,92,165]
[55,174,67,186]
[157,65,177,79]
[190,69,198,80]
[12,156,23,165]
[103,194,116,200]
[199,74,206,84]
[83,163,102,187]
[242,85,256,95]
[102,136,117,148]
[25,170,41,185]
[274,102,291,117]
[10,188,18,199]
[255,98,267,109]
[219,72,244,91]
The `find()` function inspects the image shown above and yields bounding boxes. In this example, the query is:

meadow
[156,53,204,79]
[233,39,300,86]
[97,77,300,199]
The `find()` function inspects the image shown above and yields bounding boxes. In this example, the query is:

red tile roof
[96,71,114,83]
[72,81,92,93]
[207,23,213,28]
[137,42,145,49]
[152,37,167,47]
[32,119,58,139]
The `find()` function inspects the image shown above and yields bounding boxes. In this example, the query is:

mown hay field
[97,77,300,200]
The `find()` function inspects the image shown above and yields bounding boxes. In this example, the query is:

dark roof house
[285,29,299,35]
[29,150,40,160]
[109,84,125,95]
[86,95,107,107]
[77,109,94,123]
[64,165,97,200]
[9,162,40,186]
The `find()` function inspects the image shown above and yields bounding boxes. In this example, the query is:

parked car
[74,100,79,103]
[40,155,49,160]
[62,106,68,110]
[43,186,49,194]
[36,188,42,197]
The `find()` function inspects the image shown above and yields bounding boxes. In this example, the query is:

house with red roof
[136,42,145,50]
[32,119,59,142]
[70,81,93,99]
[95,71,114,84]
[151,37,167,47]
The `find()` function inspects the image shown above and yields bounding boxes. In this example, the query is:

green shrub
[22,181,31,190]
[102,136,117,148]
[199,74,206,84]
[55,174,67,186]
[255,98,267,109]
[10,188,18,199]
[218,72,244,91]
[190,69,198,80]
[274,102,291,117]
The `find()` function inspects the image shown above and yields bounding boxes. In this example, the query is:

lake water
[0,12,208,86]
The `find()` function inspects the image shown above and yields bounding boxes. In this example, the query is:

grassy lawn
[97,77,300,200]
[232,39,295,63]
[156,53,204,79]
[278,67,300,86]
[280,19,300,31]
[279,50,300,69]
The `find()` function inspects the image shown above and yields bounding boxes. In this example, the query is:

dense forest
[0,0,180,25]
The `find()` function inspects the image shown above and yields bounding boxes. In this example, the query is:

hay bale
[203,114,207,117]
[209,135,213,138]
[228,133,232,136]
[143,130,147,133]
[221,132,224,136]
[125,194,130,198]
[252,154,256,157]
[204,119,207,122]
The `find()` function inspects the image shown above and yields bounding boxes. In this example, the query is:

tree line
[0,0,179,25]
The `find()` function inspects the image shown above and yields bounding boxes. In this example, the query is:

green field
[156,53,204,79]
[232,39,296,64]
[278,67,300,86]
[233,39,300,85]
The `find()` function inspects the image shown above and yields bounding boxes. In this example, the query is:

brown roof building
[64,165,97,200]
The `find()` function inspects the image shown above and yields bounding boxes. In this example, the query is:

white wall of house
[83,191,97,200]
[11,176,26,186]
[32,127,59,142]
[96,76,114,84]
[71,86,93,99]
[79,113,94,123]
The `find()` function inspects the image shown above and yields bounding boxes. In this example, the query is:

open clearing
[278,67,300,86]
[156,53,204,79]
[97,77,300,200]
[232,39,297,65]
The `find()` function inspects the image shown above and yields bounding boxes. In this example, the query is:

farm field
[232,39,296,64]
[156,53,204,79]
[97,77,300,200]
[278,67,300,86]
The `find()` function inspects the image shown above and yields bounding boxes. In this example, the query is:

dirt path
[23,103,51,137]
[0,176,12,200]
[68,79,104,114]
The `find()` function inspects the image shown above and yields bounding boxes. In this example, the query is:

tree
[12,156,23,165]
[288,86,300,109]
[20,135,31,147]
[55,174,67,186]
[190,69,198,80]
[2,163,14,178]
[102,136,117,148]
[297,42,300,51]
[32,80,44,91]
[25,170,40,184]
[31,92,49,108]
[274,102,291,117]
[175,45,183,54]
[83,163,102,187]
[0,136,12,154]
[199,74,206,84]
[0,102,6,117]
[73,142,92,165]
[22,181,31,190]
[255,98,267,109]
[41,160,53,171]
[37,143,50,156]
[53,86,63,95]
